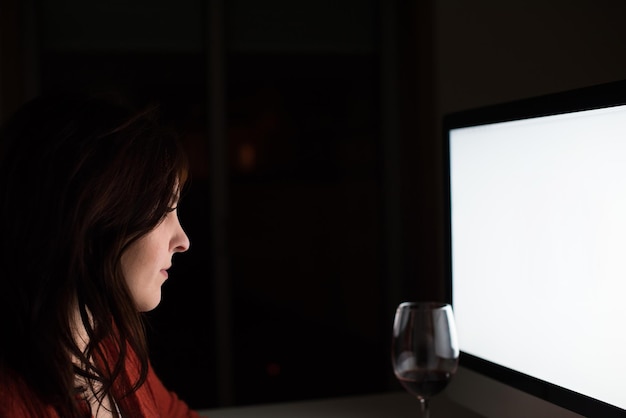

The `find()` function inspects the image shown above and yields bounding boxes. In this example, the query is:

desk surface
[197,391,484,417]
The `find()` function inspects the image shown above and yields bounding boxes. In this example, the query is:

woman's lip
[161,269,169,278]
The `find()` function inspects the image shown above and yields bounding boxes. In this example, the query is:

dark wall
[436,0,626,113]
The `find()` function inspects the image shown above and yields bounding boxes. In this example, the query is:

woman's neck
[71,305,119,418]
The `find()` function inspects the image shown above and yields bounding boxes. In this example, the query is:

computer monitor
[443,79,626,418]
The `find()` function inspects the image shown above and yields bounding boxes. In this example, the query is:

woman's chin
[135,292,162,312]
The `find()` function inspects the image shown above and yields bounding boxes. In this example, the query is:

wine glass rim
[397,301,450,310]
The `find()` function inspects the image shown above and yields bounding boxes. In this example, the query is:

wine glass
[391,301,459,418]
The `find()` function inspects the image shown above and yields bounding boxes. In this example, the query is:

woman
[0,94,203,417]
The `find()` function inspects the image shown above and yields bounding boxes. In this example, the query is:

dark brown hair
[0,94,189,416]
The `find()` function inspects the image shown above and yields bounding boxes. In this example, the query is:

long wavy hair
[0,94,189,416]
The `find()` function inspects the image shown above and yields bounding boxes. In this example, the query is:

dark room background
[2,0,626,411]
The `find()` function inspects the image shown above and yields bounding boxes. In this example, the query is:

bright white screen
[450,104,626,411]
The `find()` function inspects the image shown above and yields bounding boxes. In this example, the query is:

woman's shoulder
[0,366,59,417]
[0,365,31,402]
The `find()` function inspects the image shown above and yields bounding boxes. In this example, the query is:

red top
[0,354,203,417]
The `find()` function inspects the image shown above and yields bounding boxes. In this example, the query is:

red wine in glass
[397,369,453,398]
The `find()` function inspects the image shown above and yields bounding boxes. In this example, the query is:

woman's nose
[173,218,191,253]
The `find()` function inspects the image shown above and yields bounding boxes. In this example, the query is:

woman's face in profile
[120,207,190,311]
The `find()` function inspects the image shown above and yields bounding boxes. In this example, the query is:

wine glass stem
[419,397,430,418]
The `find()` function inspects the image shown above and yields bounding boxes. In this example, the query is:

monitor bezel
[442,79,626,418]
